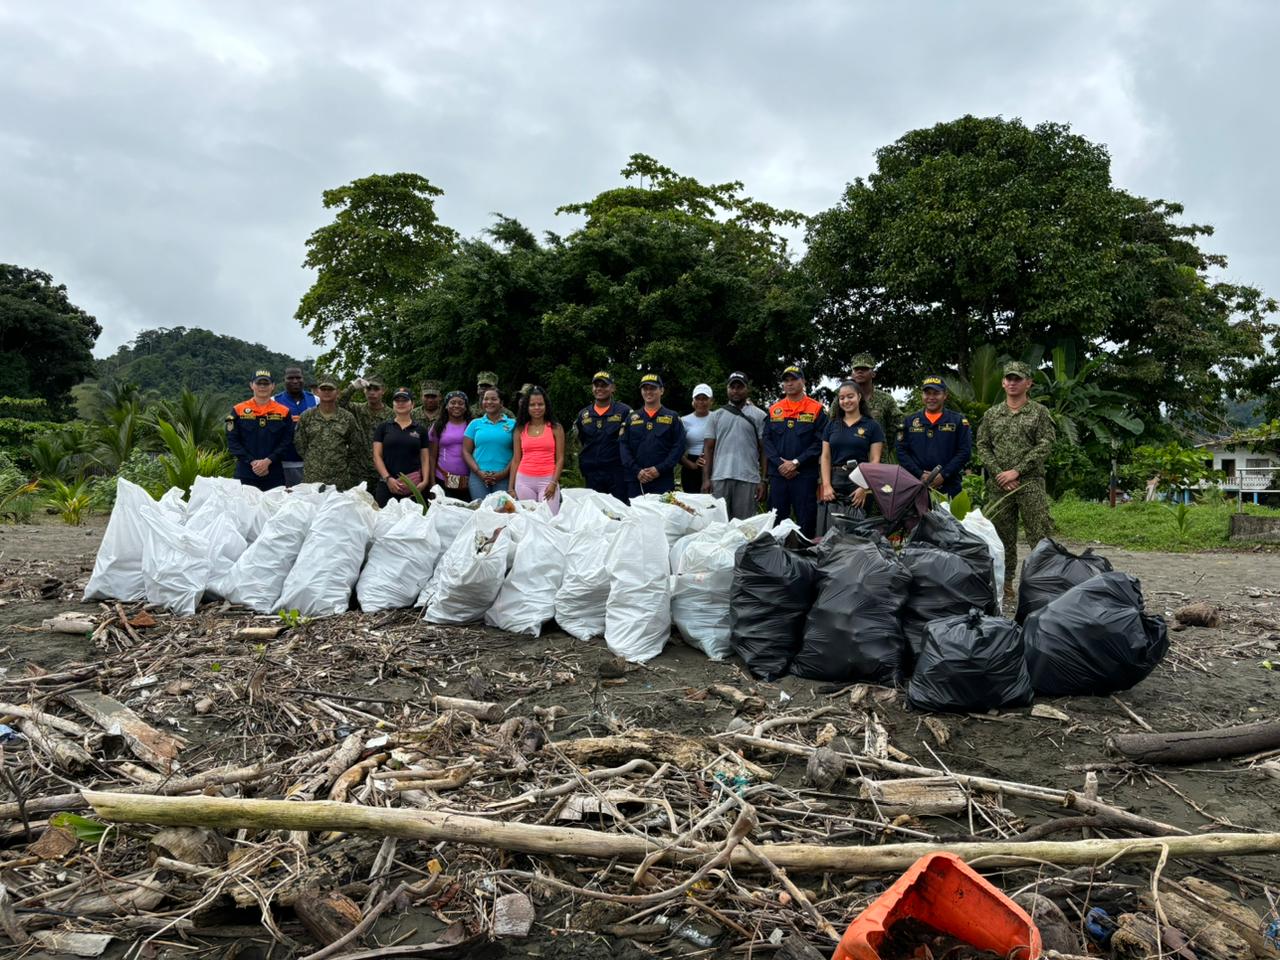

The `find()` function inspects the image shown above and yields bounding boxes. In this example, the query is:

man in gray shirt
[701,371,767,521]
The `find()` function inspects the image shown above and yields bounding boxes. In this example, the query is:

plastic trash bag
[910,507,996,595]
[554,498,627,641]
[84,479,156,602]
[729,535,821,680]
[486,515,568,636]
[943,506,1006,612]
[901,543,998,660]
[670,514,777,660]
[1016,538,1114,623]
[793,535,910,683]
[425,511,512,624]
[277,492,377,616]
[156,487,189,524]
[630,493,727,547]
[213,496,317,613]
[357,508,436,612]
[138,508,211,616]
[1022,571,1169,696]
[906,609,1034,713]
[602,513,672,662]
[188,476,253,519]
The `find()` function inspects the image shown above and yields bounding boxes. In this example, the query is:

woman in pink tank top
[511,386,566,515]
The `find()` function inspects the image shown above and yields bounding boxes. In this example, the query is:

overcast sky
[3,1,1277,361]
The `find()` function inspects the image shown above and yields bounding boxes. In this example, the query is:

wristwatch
[790,459,799,467]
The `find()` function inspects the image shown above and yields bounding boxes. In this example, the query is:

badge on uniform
[258,418,266,427]
[226,421,234,432]
[596,420,602,428]
[646,422,653,431]
[857,427,865,436]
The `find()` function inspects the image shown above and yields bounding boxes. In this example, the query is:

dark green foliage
[0,265,100,418]
[93,328,311,411]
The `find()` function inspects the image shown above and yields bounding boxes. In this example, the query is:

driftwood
[1110,719,1280,765]
[858,777,968,816]
[235,625,288,640]
[81,790,1280,872]
[1161,877,1279,959]
[41,614,97,635]
[295,890,362,946]
[431,695,502,723]
[17,718,93,770]
[1140,886,1252,960]
[61,690,186,770]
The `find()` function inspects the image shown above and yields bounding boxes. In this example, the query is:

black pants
[374,480,415,508]
[583,466,630,503]
[681,466,704,493]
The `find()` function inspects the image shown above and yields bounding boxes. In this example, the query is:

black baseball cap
[592,370,613,385]
[782,364,804,380]
[727,371,749,385]
[921,376,948,392]
[391,387,413,402]
[252,369,273,383]
[639,372,663,388]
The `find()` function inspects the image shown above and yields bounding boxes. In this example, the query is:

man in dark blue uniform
[226,370,295,491]
[896,375,972,495]
[619,372,685,498]
[574,371,632,502]
[763,364,828,537]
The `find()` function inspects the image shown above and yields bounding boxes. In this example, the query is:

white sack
[604,513,672,662]
[83,479,155,602]
[214,497,316,612]
[486,514,568,636]
[554,506,625,641]
[138,508,211,616]
[277,492,377,616]
[188,476,249,514]
[156,487,189,524]
[357,509,437,612]
[424,511,511,624]
[194,512,248,597]
[629,493,727,547]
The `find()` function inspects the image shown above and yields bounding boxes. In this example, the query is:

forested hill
[91,327,312,405]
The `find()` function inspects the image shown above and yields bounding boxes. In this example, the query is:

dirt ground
[2,516,1279,957]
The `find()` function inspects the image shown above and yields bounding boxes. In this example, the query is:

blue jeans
[469,474,510,502]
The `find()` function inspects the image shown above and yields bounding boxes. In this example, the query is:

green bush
[0,451,37,522]
[0,397,54,422]
[116,448,168,500]
[0,419,64,466]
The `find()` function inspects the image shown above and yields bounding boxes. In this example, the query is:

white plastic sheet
[357,508,436,612]
[83,479,155,602]
[213,496,316,613]
[424,511,511,624]
[277,492,377,616]
[486,514,568,636]
[603,513,672,662]
[138,508,211,616]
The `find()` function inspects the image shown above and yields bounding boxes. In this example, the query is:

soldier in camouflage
[294,374,361,489]
[469,371,514,419]
[847,353,901,462]
[341,374,395,487]
[977,360,1057,605]
[411,380,443,430]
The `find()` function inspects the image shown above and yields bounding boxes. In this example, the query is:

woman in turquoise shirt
[462,388,516,500]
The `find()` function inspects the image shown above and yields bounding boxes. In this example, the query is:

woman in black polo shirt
[373,387,430,507]
[820,380,885,510]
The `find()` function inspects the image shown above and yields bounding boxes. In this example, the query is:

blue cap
[782,364,804,380]
[921,376,948,392]
[639,372,663,388]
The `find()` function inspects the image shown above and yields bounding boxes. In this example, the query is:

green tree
[803,116,1276,420]
[296,173,459,375]
[0,265,101,418]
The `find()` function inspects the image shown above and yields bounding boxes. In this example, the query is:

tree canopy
[802,115,1277,423]
[0,265,100,418]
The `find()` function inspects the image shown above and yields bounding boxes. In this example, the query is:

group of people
[225,354,1055,603]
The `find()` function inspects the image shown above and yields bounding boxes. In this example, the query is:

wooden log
[858,777,968,816]
[728,731,1187,836]
[1110,719,1280,765]
[81,790,1280,873]
[1165,877,1279,959]
[295,890,362,946]
[556,728,722,769]
[1140,887,1252,960]
[708,684,765,714]
[41,615,96,634]
[0,702,91,738]
[430,695,502,723]
[235,625,287,640]
[17,719,93,771]
[63,871,171,917]
[61,690,186,771]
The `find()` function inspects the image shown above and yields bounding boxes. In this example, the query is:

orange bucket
[832,853,1041,960]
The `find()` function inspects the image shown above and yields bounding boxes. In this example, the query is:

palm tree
[1034,344,1144,446]
[149,389,227,450]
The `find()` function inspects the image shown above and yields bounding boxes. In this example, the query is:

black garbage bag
[1016,538,1113,623]
[908,508,997,601]
[792,534,911,683]
[1023,571,1169,696]
[901,543,999,662]
[906,609,1034,713]
[729,535,820,680]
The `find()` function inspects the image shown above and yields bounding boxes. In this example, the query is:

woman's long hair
[836,380,871,419]
[517,386,558,428]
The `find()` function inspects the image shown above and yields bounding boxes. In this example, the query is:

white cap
[692,382,713,398]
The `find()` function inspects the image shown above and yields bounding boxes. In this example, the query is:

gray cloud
[2,1,1276,360]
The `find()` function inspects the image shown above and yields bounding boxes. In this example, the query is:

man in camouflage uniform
[977,360,1057,605]
[411,380,443,430]
[848,353,901,461]
[469,371,514,419]
[341,374,395,487]
[294,374,361,489]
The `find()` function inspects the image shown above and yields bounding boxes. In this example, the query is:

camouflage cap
[420,380,441,395]
[365,374,384,388]
[1003,361,1034,379]
[314,372,338,389]
[475,371,499,387]
[850,353,876,370]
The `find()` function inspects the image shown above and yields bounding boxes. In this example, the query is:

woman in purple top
[428,391,472,500]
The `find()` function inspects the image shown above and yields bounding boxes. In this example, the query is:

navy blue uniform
[763,396,828,537]
[618,405,685,497]
[575,400,632,501]
[896,408,972,495]
[823,416,886,467]
[225,398,295,490]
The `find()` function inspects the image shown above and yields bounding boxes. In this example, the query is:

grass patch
[1050,498,1279,552]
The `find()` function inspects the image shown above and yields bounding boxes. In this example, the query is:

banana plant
[1034,344,1144,446]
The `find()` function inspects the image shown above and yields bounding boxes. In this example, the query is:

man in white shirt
[701,372,767,520]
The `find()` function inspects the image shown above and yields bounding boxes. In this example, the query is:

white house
[1195,439,1277,493]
